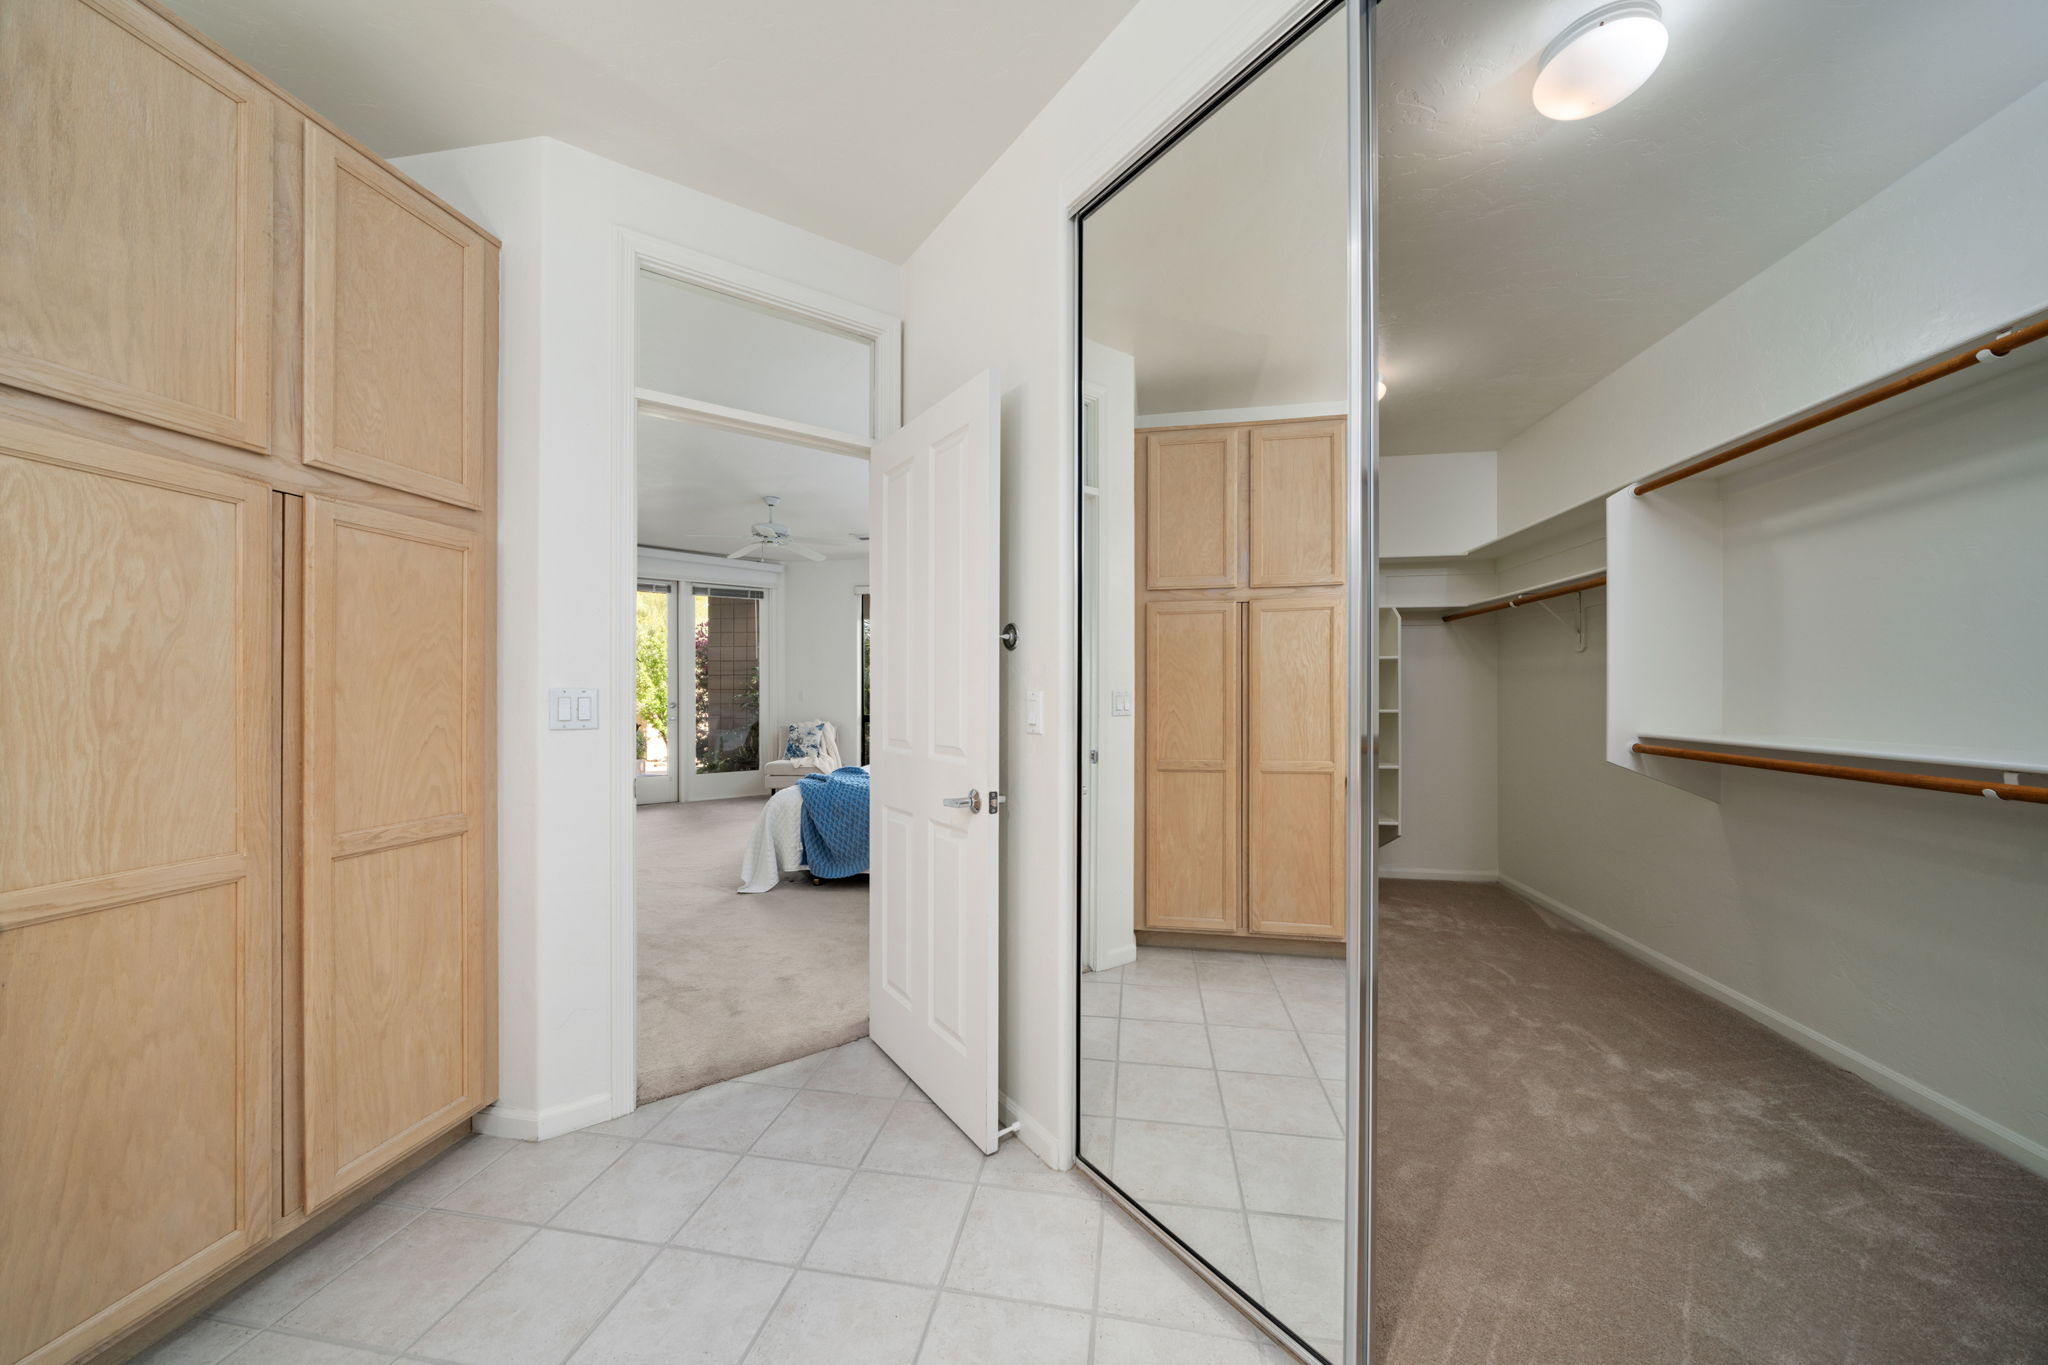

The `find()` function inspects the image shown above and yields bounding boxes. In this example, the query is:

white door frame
[611,232,903,1113]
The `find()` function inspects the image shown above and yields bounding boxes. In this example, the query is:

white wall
[395,136,902,1139]
[777,557,869,765]
[1380,451,1496,559]
[1378,618,1498,881]
[1496,79,2048,534]
[901,0,1325,1163]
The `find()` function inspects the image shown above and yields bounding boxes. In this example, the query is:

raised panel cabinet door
[1248,419,1346,588]
[1245,595,1346,939]
[0,417,276,1365]
[1143,427,1243,589]
[0,0,274,450]
[301,497,488,1210]
[302,124,490,509]
[1141,600,1241,933]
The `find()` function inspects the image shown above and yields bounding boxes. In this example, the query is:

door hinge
[1088,749,1099,764]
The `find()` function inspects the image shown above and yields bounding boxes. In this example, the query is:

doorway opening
[629,262,882,1103]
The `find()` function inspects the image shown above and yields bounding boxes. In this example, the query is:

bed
[739,765,870,892]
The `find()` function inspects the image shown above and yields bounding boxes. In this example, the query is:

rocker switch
[549,688,599,730]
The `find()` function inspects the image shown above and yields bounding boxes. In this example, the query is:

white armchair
[763,719,842,791]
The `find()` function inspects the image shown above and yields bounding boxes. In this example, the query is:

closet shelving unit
[1377,605,1401,845]
[1611,312,2048,805]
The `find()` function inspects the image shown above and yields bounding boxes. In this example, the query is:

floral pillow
[784,720,829,760]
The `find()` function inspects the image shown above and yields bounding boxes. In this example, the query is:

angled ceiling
[1082,0,2048,454]
[636,418,869,563]
[160,0,1141,262]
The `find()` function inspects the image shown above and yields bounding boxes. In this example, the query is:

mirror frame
[1067,2,1378,1361]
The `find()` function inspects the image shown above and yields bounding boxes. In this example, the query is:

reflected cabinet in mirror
[1077,5,1356,1360]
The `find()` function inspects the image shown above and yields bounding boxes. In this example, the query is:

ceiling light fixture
[1533,2,1668,122]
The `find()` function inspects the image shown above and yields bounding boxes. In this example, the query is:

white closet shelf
[1637,731,2048,775]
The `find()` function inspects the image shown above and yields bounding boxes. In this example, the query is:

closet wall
[0,4,497,1361]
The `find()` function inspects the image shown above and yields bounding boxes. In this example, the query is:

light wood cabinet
[1248,419,1345,588]
[302,500,490,1210]
[303,125,491,509]
[1136,417,1348,942]
[0,0,274,452]
[1246,595,1347,938]
[0,6,498,1362]
[1142,601,1242,933]
[1142,427,1242,589]
[0,419,278,1365]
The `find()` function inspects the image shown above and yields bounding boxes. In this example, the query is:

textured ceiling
[161,0,1140,261]
[1083,0,2048,454]
[636,418,869,561]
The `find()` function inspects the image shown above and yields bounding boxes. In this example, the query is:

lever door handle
[942,789,982,813]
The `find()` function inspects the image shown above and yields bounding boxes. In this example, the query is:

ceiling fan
[726,495,827,562]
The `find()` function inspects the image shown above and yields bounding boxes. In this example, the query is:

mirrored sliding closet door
[1075,4,1370,1361]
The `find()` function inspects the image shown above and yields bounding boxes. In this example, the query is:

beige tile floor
[1079,946,1347,1350]
[137,1038,1310,1365]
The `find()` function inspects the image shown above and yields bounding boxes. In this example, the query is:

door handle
[942,789,982,813]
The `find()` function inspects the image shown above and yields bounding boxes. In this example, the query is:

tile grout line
[903,1103,986,1364]
[728,1060,916,1361]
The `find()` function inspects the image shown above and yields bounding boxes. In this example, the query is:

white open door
[868,370,1002,1153]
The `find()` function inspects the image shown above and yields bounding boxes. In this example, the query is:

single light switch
[549,688,599,730]
[1110,690,1133,717]
[1026,690,1045,735]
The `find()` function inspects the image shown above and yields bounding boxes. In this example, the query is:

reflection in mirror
[1373,0,2048,1361]
[1078,7,1350,1359]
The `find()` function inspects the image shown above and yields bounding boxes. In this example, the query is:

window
[693,585,764,774]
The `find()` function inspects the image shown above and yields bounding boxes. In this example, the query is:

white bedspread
[738,783,809,893]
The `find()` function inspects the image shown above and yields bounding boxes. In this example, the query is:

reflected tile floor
[1080,947,1347,1349]
[139,1038,1307,1365]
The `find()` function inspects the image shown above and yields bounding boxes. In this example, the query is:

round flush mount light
[1533,2,1669,121]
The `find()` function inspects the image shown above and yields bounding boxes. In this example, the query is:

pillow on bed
[784,720,830,760]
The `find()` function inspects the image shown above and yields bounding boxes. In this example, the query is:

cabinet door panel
[1142,600,1240,933]
[304,125,489,509]
[302,497,486,1210]
[1248,419,1345,588]
[0,419,274,1365]
[1143,428,1242,590]
[0,0,273,450]
[1247,595,1345,939]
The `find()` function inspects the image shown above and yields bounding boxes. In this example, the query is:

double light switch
[549,688,599,730]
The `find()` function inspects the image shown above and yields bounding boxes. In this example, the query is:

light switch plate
[549,687,599,730]
[1110,690,1133,717]
[1026,690,1046,735]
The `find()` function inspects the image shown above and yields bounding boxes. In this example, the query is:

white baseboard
[1378,867,1501,882]
[1001,1090,1068,1170]
[473,1091,618,1142]
[1498,875,2048,1181]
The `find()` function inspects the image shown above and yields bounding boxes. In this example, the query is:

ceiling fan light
[1533,2,1668,122]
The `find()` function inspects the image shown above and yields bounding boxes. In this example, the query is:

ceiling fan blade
[725,543,763,559]
[785,543,827,562]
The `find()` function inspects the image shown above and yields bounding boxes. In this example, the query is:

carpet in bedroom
[636,794,868,1103]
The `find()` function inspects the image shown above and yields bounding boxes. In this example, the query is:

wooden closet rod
[1441,573,1607,623]
[1633,315,2048,495]
[1632,743,2048,804]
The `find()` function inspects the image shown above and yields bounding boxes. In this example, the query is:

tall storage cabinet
[1136,418,1348,943]
[0,5,498,1362]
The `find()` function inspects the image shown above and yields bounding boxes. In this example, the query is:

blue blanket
[798,766,870,880]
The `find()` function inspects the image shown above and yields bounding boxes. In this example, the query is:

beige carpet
[635,795,868,1103]
[1373,879,2048,1364]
